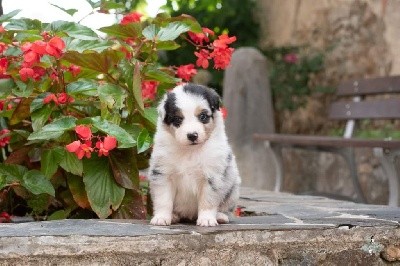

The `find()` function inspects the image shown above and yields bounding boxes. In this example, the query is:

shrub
[0,4,235,220]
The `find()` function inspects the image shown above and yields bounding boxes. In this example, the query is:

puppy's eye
[172,116,183,125]
[198,112,210,123]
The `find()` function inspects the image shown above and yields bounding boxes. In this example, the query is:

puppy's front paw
[150,215,171,226]
[197,216,218,227]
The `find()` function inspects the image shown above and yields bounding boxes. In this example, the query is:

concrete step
[1,187,399,265]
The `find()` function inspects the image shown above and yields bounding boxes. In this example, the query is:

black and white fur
[149,83,241,227]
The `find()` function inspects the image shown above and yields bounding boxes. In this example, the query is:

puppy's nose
[187,132,198,142]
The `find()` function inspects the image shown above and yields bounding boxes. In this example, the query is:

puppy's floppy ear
[206,88,221,112]
[157,92,169,119]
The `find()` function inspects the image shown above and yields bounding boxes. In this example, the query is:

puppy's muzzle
[187,132,198,143]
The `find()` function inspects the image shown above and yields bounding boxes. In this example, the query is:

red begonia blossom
[75,125,92,140]
[96,136,117,157]
[188,27,214,45]
[220,107,228,119]
[46,37,65,58]
[141,80,158,101]
[31,40,48,55]
[0,58,8,74]
[0,42,7,54]
[210,46,234,70]
[0,129,11,147]
[176,64,197,81]
[66,140,93,160]
[194,49,210,69]
[0,211,11,223]
[212,34,236,49]
[43,92,74,105]
[69,65,81,77]
[283,53,298,64]
[19,66,46,81]
[121,12,142,25]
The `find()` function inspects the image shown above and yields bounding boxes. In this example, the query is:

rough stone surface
[223,48,277,190]
[1,188,399,265]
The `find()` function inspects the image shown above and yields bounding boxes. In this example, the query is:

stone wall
[253,0,398,204]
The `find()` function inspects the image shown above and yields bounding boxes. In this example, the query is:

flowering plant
[0,5,235,220]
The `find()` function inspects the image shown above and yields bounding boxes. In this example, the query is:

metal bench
[254,76,400,206]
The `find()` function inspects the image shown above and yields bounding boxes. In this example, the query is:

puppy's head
[158,84,221,146]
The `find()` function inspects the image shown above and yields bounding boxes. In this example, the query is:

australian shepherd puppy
[149,83,241,227]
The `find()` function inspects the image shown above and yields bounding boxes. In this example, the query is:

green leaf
[60,151,83,176]
[0,79,14,98]
[143,21,191,41]
[14,31,42,42]
[98,23,142,39]
[22,170,55,196]
[144,68,180,84]
[0,175,6,190]
[83,155,125,219]
[13,80,34,98]
[27,194,51,215]
[67,173,90,208]
[9,98,33,125]
[6,18,42,31]
[48,209,72,220]
[132,62,144,113]
[66,79,99,96]
[137,128,152,153]
[91,117,136,148]
[31,105,52,131]
[112,189,146,219]
[64,37,112,53]
[48,21,98,40]
[109,149,138,190]
[41,147,65,178]
[84,0,101,9]
[0,9,21,23]
[63,50,122,73]
[156,40,181,51]
[98,83,127,109]
[50,4,78,16]
[143,107,158,127]
[27,116,77,141]
[0,163,27,183]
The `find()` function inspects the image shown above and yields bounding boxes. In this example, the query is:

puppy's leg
[149,172,175,226]
[197,179,220,227]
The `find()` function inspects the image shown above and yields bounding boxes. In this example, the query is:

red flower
[57,92,74,105]
[121,12,142,25]
[75,125,92,140]
[0,25,5,33]
[19,67,35,81]
[0,129,11,147]
[188,27,214,45]
[283,53,298,64]
[69,65,81,77]
[176,64,197,81]
[46,37,65,58]
[31,40,48,55]
[194,49,210,69]
[0,211,12,223]
[96,136,117,157]
[210,47,234,70]
[220,107,228,119]
[0,58,8,74]
[0,42,7,54]
[23,51,40,65]
[32,66,46,80]
[66,140,93,160]
[212,34,236,49]
[141,81,158,101]
[43,93,58,104]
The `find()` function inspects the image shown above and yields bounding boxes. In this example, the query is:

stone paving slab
[1,187,399,265]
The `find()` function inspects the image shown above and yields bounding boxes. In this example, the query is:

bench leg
[335,147,367,203]
[263,142,284,192]
[374,148,400,206]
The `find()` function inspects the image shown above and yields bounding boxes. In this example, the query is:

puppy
[149,83,241,227]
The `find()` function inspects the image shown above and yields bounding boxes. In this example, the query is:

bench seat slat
[337,76,400,96]
[253,133,400,149]
[329,98,400,120]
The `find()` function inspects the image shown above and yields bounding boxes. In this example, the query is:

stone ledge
[1,188,399,265]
